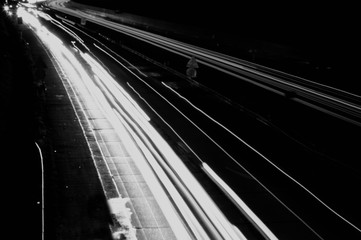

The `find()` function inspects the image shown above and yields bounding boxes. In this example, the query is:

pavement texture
[1,11,42,239]
[1,12,113,240]
[1,10,183,240]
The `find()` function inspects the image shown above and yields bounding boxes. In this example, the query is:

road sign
[186,67,197,78]
[186,56,199,68]
[186,56,199,78]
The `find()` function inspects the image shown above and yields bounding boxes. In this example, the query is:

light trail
[81,35,319,236]
[162,81,361,235]
[19,7,191,240]
[202,163,278,240]
[19,7,250,239]
[33,4,360,236]
[109,108,212,240]
[125,78,326,239]
[80,51,245,240]
[81,30,318,238]
[46,0,361,127]
[130,73,324,237]
[23,1,360,237]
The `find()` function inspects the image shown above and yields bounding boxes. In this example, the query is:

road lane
[45,0,361,127]
[18,3,361,239]
[18,8,201,239]
[42,1,361,168]
[54,13,361,239]
[18,7,265,240]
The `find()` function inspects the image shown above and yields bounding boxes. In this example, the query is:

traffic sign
[186,68,197,78]
[186,56,199,68]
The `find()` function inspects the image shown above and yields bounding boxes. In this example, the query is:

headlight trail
[19,7,249,239]
[20,7,193,239]
[21,3,361,238]
[80,52,245,240]
[48,0,361,128]
[162,81,361,236]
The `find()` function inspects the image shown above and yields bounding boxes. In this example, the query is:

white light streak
[81,53,150,123]
[162,82,361,235]
[203,163,277,240]
[20,7,295,238]
[78,45,243,240]
[80,51,243,238]
[111,109,203,240]
[20,12,206,239]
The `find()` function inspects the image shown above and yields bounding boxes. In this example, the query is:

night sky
[72,0,353,45]
[0,0,354,73]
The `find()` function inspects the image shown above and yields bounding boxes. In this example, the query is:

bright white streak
[26,17,196,237]
[22,8,253,238]
[203,163,278,240]
[81,53,150,123]
[80,52,243,239]
[162,81,361,235]
[77,56,198,240]
[111,109,206,240]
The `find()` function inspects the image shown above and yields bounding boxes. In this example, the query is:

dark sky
[69,0,359,66]
[72,0,354,45]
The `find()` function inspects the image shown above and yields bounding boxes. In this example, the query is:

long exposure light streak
[21,2,361,238]
[54,12,343,237]
[19,8,192,240]
[74,24,278,238]
[161,82,361,235]
[110,109,210,240]
[48,0,361,129]
[202,163,277,240]
[80,52,244,240]
[19,7,249,239]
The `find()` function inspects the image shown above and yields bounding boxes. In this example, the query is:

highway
[14,1,361,239]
